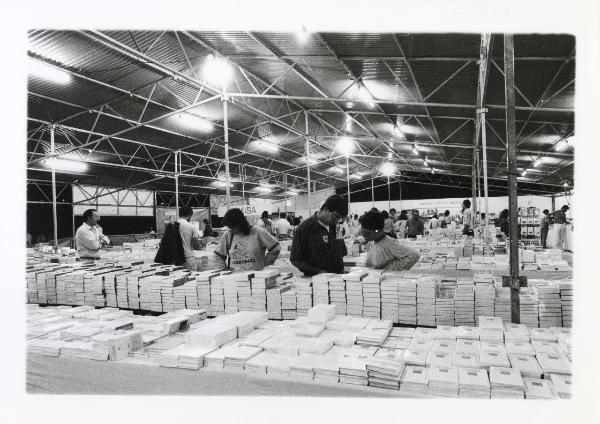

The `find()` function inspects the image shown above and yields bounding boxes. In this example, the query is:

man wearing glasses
[290,194,348,276]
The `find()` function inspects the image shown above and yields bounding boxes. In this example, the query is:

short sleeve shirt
[553,210,566,224]
[214,226,279,271]
[462,209,474,227]
[290,213,347,275]
[178,218,200,258]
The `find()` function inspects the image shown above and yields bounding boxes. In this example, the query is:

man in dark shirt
[540,209,550,248]
[552,205,570,250]
[406,209,425,238]
[290,194,348,276]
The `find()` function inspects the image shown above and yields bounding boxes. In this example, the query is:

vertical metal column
[174,150,179,220]
[50,124,58,249]
[481,110,490,224]
[346,155,350,214]
[223,95,231,210]
[398,174,402,212]
[371,173,375,208]
[387,176,391,211]
[504,34,521,324]
[304,110,311,215]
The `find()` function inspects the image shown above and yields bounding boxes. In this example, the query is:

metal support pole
[371,172,375,208]
[50,125,58,249]
[551,194,556,212]
[346,155,350,214]
[387,176,391,211]
[174,150,179,220]
[476,149,482,219]
[223,95,231,210]
[399,174,402,212]
[305,110,312,215]
[504,34,521,324]
[481,110,490,223]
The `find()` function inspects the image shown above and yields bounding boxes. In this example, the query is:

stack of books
[345,276,363,317]
[549,373,571,399]
[431,339,456,354]
[434,325,457,341]
[265,284,290,320]
[185,323,238,349]
[489,366,525,398]
[426,351,453,368]
[328,275,347,315]
[458,368,490,398]
[454,278,474,326]
[523,378,559,399]
[397,278,417,325]
[428,366,459,397]
[281,289,297,320]
[339,356,369,386]
[509,354,543,378]
[312,273,333,305]
[519,288,539,327]
[416,277,437,327]
[361,274,382,319]
[474,283,495,325]
[210,275,226,317]
[366,357,405,389]
[307,304,336,323]
[493,284,511,323]
[400,366,429,394]
[223,345,263,371]
[559,281,573,327]
[536,352,571,375]
[224,277,239,314]
[294,277,312,316]
[435,282,456,326]
[380,278,399,323]
[534,281,562,328]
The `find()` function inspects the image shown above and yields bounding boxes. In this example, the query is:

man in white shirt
[274,213,292,237]
[178,206,202,271]
[75,209,110,259]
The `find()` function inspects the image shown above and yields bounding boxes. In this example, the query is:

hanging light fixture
[43,158,88,173]
[29,58,71,84]
[297,26,310,43]
[380,162,395,176]
[336,136,355,156]
[203,54,233,87]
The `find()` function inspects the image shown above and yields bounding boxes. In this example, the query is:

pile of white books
[519,288,539,327]
[210,275,226,316]
[531,340,564,355]
[493,285,511,323]
[458,368,490,398]
[453,351,480,368]
[312,273,333,305]
[456,325,479,341]
[505,340,535,356]
[427,351,453,368]
[509,354,543,378]
[504,322,530,342]
[223,345,263,370]
[416,277,437,327]
[559,281,573,327]
[60,340,109,360]
[356,327,390,347]
[294,277,312,316]
[345,276,363,317]
[307,304,336,323]
[204,342,241,369]
[266,284,290,320]
[431,339,456,354]
[400,366,429,394]
[489,366,525,398]
[281,289,297,320]
[523,378,559,399]
[339,356,369,385]
[366,357,405,389]
[245,351,284,374]
[28,338,65,356]
[479,349,510,369]
[534,281,562,328]
[549,373,571,398]
[329,275,347,315]
[434,325,457,340]
[557,333,572,360]
[397,277,417,325]
[474,283,495,325]
[428,366,459,397]
[147,334,185,359]
[361,274,382,318]
[435,282,456,326]
[185,323,237,348]
[91,331,132,361]
[380,278,399,323]
[454,278,474,326]
[536,352,571,375]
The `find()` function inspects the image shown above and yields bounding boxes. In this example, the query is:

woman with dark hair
[394,210,409,238]
[214,208,280,271]
[202,218,213,238]
[359,211,420,271]
[441,210,451,228]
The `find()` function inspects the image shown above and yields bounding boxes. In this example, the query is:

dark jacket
[154,222,186,265]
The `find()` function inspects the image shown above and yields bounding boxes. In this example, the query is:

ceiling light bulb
[203,55,232,87]
[521,170,527,177]
[297,26,310,42]
[423,160,428,167]
[380,162,395,176]
[534,158,542,168]
[387,152,393,159]
[336,136,355,156]
[563,181,569,187]
[43,158,88,173]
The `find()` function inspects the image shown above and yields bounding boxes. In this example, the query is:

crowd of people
[67,196,572,275]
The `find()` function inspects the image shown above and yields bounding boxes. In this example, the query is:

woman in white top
[394,210,409,239]
[359,211,420,271]
[255,210,273,234]
[215,208,281,271]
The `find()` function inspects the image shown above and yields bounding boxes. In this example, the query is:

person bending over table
[290,194,348,276]
[214,208,281,271]
[359,211,420,271]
